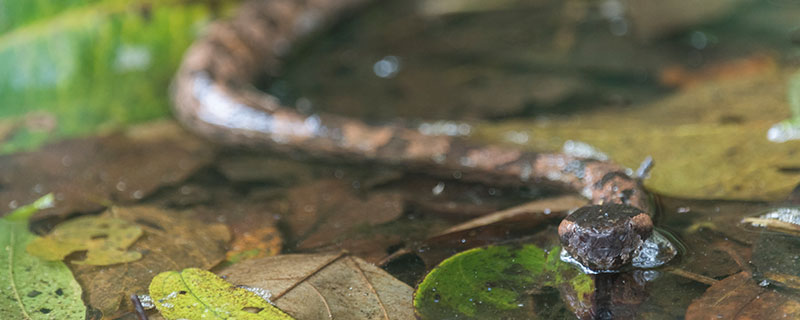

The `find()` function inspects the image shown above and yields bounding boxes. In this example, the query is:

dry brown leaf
[71,206,230,317]
[685,271,800,319]
[0,121,214,218]
[219,252,415,320]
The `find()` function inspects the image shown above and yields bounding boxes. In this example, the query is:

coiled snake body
[171,0,674,272]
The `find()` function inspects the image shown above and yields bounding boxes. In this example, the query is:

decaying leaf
[752,232,800,290]
[71,206,230,317]
[686,271,800,319]
[219,252,415,320]
[27,215,143,265]
[0,121,214,218]
[475,70,800,201]
[149,268,293,320]
[285,180,404,250]
[225,226,283,264]
[414,244,592,319]
[0,195,86,319]
[216,154,318,185]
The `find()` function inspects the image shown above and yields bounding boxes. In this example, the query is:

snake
[170,0,676,273]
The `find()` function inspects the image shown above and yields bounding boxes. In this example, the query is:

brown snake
[171,0,669,272]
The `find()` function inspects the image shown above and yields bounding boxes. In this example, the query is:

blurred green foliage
[0,0,238,153]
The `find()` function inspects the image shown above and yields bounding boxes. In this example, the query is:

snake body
[171,0,662,272]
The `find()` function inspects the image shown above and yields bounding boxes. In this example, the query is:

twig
[130,294,148,320]
[666,268,718,286]
[636,156,655,180]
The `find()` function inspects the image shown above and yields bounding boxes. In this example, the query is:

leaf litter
[0,194,86,319]
[0,121,213,219]
[69,206,230,317]
[219,252,416,320]
[27,215,143,265]
[149,268,293,320]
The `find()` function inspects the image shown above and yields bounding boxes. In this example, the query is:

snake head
[558,204,653,272]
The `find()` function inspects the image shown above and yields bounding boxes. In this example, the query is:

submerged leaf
[686,271,800,319]
[0,121,214,219]
[149,268,293,320]
[219,252,416,319]
[414,244,592,319]
[27,215,143,265]
[0,195,85,319]
[71,206,230,317]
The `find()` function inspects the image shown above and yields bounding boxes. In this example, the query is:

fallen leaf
[659,54,776,88]
[389,175,529,218]
[225,226,283,264]
[219,252,416,320]
[475,70,800,201]
[216,154,318,185]
[70,206,230,317]
[685,271,800,319]
[285,180,404,250]
[149,268,292,320]
[27,215,143,265]
[414,244,593,319]
[752,232,800,290]
[0,121,214,218]
[0,194,86,319]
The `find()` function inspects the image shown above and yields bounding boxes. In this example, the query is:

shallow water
[266,0,800,318]
[3,0,800,318]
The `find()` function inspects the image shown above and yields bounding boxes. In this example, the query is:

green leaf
[413,244,592,319]
[0,0,238,153]
[26,215,143,265]
[0,195,86,319]
[3,193,53,221]
[149,268,294,320]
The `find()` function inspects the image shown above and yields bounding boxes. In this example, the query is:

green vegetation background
[0,0,238,153]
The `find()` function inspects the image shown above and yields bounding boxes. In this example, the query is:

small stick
[666,268,718,286]
[130,294,148,320]
[635,156,654,180]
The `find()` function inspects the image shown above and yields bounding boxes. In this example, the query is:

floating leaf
[27,215,143,265]
[149,268,293,320]
[0,194,86,319]
[219,252,416,319]
[414,244,593,319]
[686,271,800,319]
[70,206,230,317]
